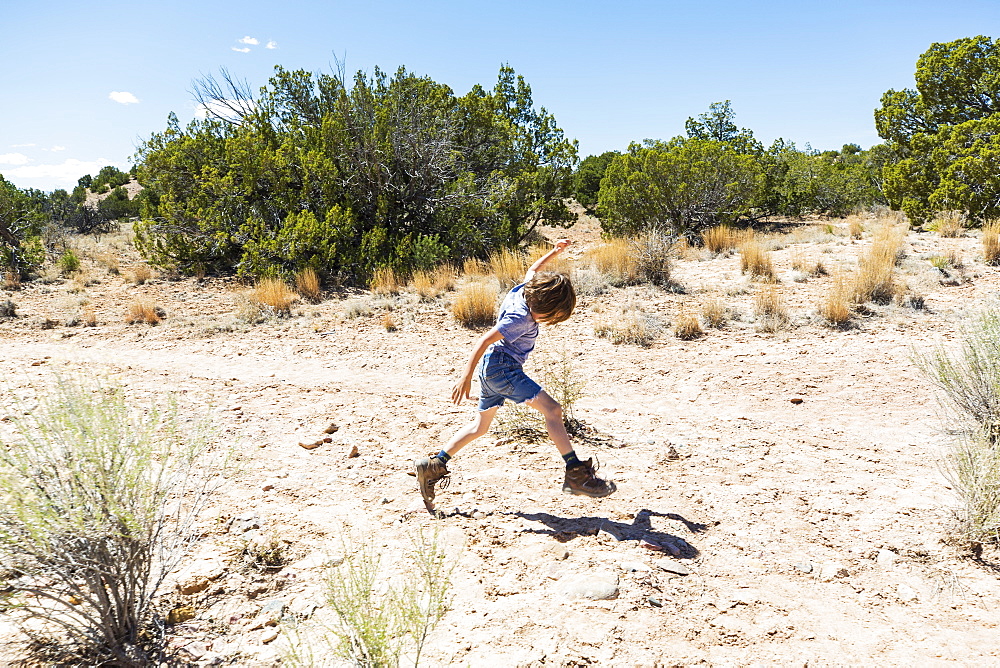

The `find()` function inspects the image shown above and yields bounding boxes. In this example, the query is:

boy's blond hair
[524,271,575,324]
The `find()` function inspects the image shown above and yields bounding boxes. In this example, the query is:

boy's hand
[554,238,572,252]
[452,377,472,405]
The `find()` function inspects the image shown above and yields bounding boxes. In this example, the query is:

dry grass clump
[452,282,498,328]
[633,230,676,288]
[3,270,20,290]
[370,267,402,295]
[701,298,729,328]
[411,265,455,301]
[740,239,776,282]
[594,306,662,346]
[791,252,828,277]
[702,224,752,254]
[295,268,322,303]
[587,238,639,286]
[126,265,153,285]
[818,275,852,327]
[382,312,399,332]
[462,257,487,277]
[850,224,906,304]
[343,298,373,319]
[488,248,526,288]
[81,306,98,327]
[250,277,298,316]
[673,313,704,340]
[983,220,1000,265]
[125,299,163,325]
[847,215,865,240]
[97,252,120,275]
[931,210,966,237]
[754,286,788,332]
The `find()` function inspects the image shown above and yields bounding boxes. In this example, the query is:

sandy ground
[1,214,999,666]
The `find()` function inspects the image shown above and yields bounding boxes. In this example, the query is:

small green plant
[58,249,81,275]
[237,532,293,573]
[289,529,454,668]
[0,375,223,664]
[497,347,587,438]
[920,309,1000,548]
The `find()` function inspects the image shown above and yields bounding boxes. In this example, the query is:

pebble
[176,577,211,596]
[556,571,619,600]
[793,561,814,574]
[231,513,262,534]
[656,560,691,576]
[347,444,360,458]
[897,583,919,601]
[876,549,896,567]
[260,628,280,644]
[324,423,340,434]
[620,560,650,573]
[648,596,664,607]
[166,606,195,624]
[818,561,849,581]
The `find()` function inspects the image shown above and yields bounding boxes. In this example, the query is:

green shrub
[0,375,223,663]
[58,249,81,275]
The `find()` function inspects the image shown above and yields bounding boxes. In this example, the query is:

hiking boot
[415,455,450,512]
[562,457,616,498]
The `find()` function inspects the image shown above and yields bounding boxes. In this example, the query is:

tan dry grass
[983,221,1000,265]
[594,310,661,347]
[740,239,776,282]
[702,225,752,254]
[451,282,498,328]
[382,312,399,332]
[847,215,865,240]
[851,224,906,304]
[412,265,455,301]
[81,306,98,327]
[127,265,153,285]
[251,278,298,316]
[587,238,639,286]
[673,313,704,340]
[125,300,162,325]
[932,210,966,238]
[295,268,322,303]
[527,244,573,275]
[701,298,729,329]
[489,248,526,288]
[754,286,788,332]
[461,258,487,277]
[98,252,120,275]
[819,275,852,327]
[3,270,20,291]
[370,267,402,296]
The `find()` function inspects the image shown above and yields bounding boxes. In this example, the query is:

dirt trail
[1,219,999,665]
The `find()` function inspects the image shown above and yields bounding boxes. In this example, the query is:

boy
[415,239,616,514]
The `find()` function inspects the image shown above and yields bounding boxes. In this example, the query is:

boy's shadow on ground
[508,509,705,559]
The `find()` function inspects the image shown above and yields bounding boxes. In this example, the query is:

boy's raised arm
[452,327,504,404]
[523,238,572,283]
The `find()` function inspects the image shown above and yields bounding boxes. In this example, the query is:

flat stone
[656,560,691,576]
[897,583,919,601]
[876,549,896,567]
[818,561,849,581]
[260,628,280,644]
[793,561,814,574]
[556,571,619,600]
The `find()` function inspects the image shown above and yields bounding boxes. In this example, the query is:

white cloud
[0,153,30,166]
[231,46,251,53]
[4,158,117,191]
[109,91,140,104]
[265,40,278,49]
[49,146,66,152]
[238,36,259,45]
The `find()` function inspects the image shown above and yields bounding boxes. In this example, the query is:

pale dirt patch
[0,217,998,665]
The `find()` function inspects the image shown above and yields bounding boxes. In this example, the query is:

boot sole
[562,481,617,498]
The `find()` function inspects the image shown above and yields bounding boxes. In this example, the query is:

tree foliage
[876,35,1000,224]
[572,151,619,212]
[0,175,45,276]
[134,64,577,280]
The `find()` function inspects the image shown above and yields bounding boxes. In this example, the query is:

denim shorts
[476,348,541,411]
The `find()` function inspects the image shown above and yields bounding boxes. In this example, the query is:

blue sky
[2,0,998,192]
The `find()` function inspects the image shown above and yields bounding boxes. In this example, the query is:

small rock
[380,497,392,504]
[818,561,849,581]
[790,397,804,404]
[876,549,896,567]
[347,444,360,458]
[227,405,242,412]
[323,423,340,434]
[231,513,261,533]
[620,560,650,573]
[261,628,280,644]
[648,596,664,608]
[166,606,196,625]
[262,482,275,492]
[656,560,691,576]
[556,571,619,600]
[177,577,211,596]
[793,561,814,574]
[299,441,323,450]
[472,510,485,520]
[897,583,919,601]
[547,544,570,560]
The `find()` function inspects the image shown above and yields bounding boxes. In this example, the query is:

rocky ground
[0,213,998,666]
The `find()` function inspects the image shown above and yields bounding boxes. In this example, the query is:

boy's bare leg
[525,390,572,455]
[442,406,499,457]
[527,390,616,497]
